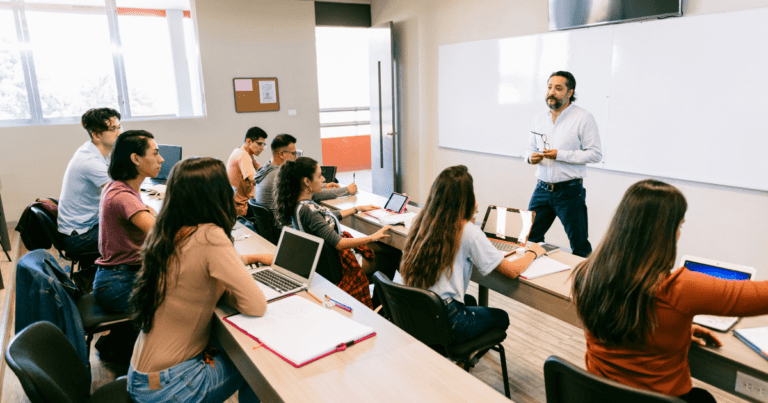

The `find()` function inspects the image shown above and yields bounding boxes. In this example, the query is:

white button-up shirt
[525,104,602,184]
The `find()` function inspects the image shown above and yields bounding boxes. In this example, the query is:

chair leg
[85,333,94,361]
[491,344,511,399]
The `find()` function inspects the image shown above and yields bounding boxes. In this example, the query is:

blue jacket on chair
[15,249,89,367]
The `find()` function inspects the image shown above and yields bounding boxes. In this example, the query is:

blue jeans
[237,217,257,233]
[62,224,100,257]
[128,342,259,403]
[445,297,510,344]
[93,266,137,313]
[528,179,592,257]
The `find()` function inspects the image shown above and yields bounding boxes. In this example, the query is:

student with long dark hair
[572,179,768,403]
[274,157,389,307]
[93,130,163,313]
[399,165,545,343]
[128,157,270,403]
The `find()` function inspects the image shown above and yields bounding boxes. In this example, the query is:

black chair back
[247,200,281,245]
[372,271,455,348]
[29,206,68,253]
[315,242,344,285]
[6,321,91,403]
[543,355,685,403]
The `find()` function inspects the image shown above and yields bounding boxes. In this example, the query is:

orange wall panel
[321,135,372,172]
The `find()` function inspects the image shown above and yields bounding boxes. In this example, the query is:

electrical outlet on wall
[735,371,768,402]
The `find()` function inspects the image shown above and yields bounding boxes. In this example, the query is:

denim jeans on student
[92,266,138,313]
[127,341,260,403]
[62,225,100,257]
[237,216,257,233]
[527,179,592,257]
[445,297,510,344]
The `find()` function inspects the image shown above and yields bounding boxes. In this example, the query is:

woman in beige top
[128,157,271,403]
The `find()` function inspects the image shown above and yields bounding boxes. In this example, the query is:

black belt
[98,263,141,272]
[538,178,582,192]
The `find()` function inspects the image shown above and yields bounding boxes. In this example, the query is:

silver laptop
[479,206,536,256]
[681,255,756,332]
[248,227,324,302]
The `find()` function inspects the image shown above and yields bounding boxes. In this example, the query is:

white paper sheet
[259,81,277,103]
[519,256,571,280]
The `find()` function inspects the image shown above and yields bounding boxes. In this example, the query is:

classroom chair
[372,271,510,398]
[247,200,281,244]
[543,355,685,403]
[28,206,98,282]
[6,321,131,403]
[76,293,132,361]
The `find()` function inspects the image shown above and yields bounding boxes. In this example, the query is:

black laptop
[320,166,337,183]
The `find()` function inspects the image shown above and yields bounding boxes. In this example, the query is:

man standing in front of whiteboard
[525,71,602,257]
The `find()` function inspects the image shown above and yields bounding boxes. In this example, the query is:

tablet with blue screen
[680,255,756,331]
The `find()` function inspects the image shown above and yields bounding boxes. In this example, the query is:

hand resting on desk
[691,324,723,348]
[240,254,274,266]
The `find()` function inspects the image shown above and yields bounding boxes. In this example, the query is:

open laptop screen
[480,206,534,244]
[684,261,751,281]
[157,145,182,180]
[274,230,321,279]
[320,166,337,183]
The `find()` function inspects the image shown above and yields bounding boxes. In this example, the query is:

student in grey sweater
[253,134,356,214]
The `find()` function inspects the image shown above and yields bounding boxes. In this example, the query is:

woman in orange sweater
[572,179,768,403]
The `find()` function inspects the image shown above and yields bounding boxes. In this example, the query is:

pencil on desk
[307,290,323,304]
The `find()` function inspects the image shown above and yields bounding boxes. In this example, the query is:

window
[0,0,205,127]
[0,1,31,121]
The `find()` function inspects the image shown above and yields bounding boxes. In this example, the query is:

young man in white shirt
[58,108,122,257]
[525,71,602,257]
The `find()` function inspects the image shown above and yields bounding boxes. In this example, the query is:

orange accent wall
[321,135,371,172]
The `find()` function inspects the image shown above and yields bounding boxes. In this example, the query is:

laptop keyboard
[490,240,517,253]
[252,270,302,293]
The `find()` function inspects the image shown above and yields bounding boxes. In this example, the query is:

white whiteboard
[438,26,612,164]
[438,7,768,191]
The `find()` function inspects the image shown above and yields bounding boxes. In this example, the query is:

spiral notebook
[224,295,375,367]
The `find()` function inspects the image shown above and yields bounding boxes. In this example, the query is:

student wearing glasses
[399,165,545,344]
[226,126,268,231]
[58,108,122,257]
[128,157,269,403]
[572,179,768,403]
[253,134,356,216]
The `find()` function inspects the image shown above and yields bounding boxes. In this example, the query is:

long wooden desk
[213,223,511,403]
[141,190,509,401]
[320,192,414,250]
[322,190,768,402]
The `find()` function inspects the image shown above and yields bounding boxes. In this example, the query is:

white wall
[0,0,322,224]
[372,0,768,276]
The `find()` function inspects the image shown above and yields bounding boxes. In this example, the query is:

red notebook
[223,295,376,367]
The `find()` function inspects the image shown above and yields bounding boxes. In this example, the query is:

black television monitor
[549,0,681,31]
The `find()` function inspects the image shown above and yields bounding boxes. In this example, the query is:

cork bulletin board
[233,78,280,112]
